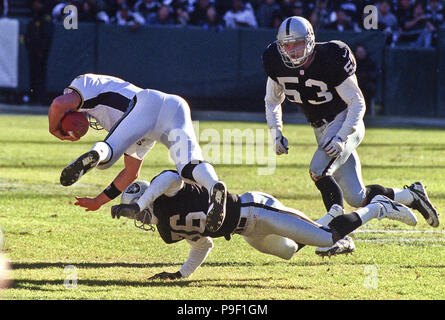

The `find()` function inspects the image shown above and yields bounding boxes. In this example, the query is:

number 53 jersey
[262,40,357,123]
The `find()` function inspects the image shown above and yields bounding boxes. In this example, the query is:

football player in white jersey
[262,17,440,255]
[109,171,418,279]
[48,74,227,232]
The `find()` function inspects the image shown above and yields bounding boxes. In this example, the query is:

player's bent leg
[243,235,297,260]
[164,101,229,234]
[329,196,417,236]
[254,205,336,248]
[316,196,417,258]
[332,150,367,208]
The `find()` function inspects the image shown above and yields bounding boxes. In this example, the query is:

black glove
[111,203,141,219]
[149,271,183,280]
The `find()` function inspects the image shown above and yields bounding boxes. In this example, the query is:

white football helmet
[276,16,315,68]
[121,181,150,204]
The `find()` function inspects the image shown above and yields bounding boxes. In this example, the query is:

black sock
[365,184,395,205]
[328,213,362,240]
[180,161,205,182]
[314,176,343,211]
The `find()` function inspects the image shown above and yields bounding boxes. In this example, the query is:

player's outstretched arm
[74,155,144,211]
[265,78,288,155]
[149,237,214,280]
[48,92,81,141]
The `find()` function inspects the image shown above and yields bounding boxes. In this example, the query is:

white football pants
[99,89,204,174]
[309,109,367,207]
[237,192,336,260]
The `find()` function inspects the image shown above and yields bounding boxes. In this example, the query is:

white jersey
[67,74,143,131]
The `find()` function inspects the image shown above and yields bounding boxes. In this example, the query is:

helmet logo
[126,183,141,194]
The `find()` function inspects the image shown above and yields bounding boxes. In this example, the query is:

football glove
[111,203,140,219]
[323,136,345,158]
[271,129,288,155]
[149,271,183,280]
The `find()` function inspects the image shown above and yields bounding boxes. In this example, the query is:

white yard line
[354,229,445,235]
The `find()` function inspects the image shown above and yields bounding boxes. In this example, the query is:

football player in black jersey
[110,170,418,279]
[262,16,439,255]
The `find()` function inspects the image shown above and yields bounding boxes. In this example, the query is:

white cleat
[315,236,355,258]
[371,195,418,226]
[405,182,439,227]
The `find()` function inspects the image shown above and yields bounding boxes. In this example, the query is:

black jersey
[262,40,357,123]
[152,183,241,244]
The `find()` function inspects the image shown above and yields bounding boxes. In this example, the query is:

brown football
[60,111,89,139]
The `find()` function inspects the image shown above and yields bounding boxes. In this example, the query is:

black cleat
[206,181,227,233]
[60,150,100,186]
[405,182,440,227]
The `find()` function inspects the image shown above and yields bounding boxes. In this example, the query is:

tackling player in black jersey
[109,170,418,279]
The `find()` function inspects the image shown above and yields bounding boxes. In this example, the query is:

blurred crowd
[3,0,443,106]
[0,0,441,46]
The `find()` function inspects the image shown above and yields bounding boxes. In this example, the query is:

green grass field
[0,114,444,300]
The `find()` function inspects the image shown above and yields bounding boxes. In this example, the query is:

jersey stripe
[104,95,137,141]
[82,92,132,112]
[240,202,320,227]
[285,18,291,36]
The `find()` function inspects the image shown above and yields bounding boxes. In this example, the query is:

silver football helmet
[121,181,151,204]
[276,16,315,68]
[121,181,155,232]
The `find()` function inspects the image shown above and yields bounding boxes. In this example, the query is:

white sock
[92,141,112,163]
[191,162,219,191]
[316,205,344,226]
[393,188,414,206]
[316,213,336,226]
[354,203,382,225]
